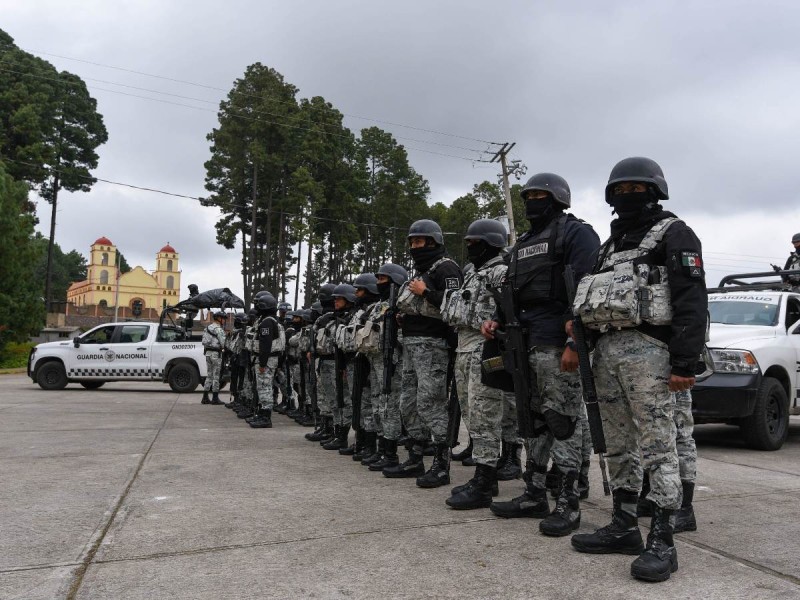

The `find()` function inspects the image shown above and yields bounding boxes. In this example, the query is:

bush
[0,341,34,369]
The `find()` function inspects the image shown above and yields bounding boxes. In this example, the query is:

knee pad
[543,410,577,441]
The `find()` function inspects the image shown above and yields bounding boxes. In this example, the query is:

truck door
[106,324,153,378]
[785,296,800,411]
[68,324,119,379]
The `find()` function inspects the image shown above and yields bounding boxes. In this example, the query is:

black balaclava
[410,242,446,272]
[466,240,501,269]
[525,197,560,233]
[377,281,392,300]
[355,292,380,308]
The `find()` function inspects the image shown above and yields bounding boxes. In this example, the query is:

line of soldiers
[210,156,708,584]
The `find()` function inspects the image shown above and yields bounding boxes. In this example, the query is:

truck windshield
[709,300,779,326]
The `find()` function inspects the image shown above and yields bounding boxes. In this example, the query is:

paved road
[1,374,799,599]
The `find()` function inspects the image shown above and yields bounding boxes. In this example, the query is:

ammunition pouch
[543,409,577,441]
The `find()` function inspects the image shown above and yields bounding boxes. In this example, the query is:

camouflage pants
[594,330,681,510]
[239,365,253,405]
[317,359,335,418]
[361,356,380,433]
[378,353,403,440]
[523,345,585,489]
[400,337,450,444]
[501,391,520,444]
[255,356,279,410]
[455,347,507,466]
[204,351,222,392]
[290,363,301,403]
[674,390,697,482]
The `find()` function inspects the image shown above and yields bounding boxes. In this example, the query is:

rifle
[445,349,461,448]
[298,349,307,408]
[381,283,399,394]
[350,354,369,431]
[491,283,539,438]
[564,265,611,496]
[334,335,345,412]
[284,353,293,410]
[308,329,319,417]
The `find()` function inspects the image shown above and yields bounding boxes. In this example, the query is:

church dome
[93,236,113,246]
[159,243,176,253]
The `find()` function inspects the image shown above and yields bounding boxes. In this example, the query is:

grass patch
[0,341,35,369]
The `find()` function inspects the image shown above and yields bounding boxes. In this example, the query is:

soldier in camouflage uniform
[484,173,600,539]
[247,292,285,429]
[363,263,408,471]
[320,284,357,451]
[347,274,383,461]
[384,220,463,488]
[234,309,259,420]
[224,313,248,410]
[440,219,510,509]
[569,157,707,583]
[298,307,319,427]
[305,285,338,443]
[285,311,307,422]
[201,311,227,405]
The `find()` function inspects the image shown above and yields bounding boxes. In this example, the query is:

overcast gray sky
[4,0,800,304]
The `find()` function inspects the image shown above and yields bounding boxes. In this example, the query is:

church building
[66,237,181,317]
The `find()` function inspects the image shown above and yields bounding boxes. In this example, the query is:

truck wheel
[740,377,790,451]
[168,363,200,393]
[36,362,67,390]
[80,381,105,389]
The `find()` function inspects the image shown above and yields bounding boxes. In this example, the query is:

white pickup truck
[27,320,212,393]
[692,276,800,450]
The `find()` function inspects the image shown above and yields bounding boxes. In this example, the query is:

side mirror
[73,336,81,348]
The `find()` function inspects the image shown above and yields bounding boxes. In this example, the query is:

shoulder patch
[680,251,704,278]
[445,278,460,290]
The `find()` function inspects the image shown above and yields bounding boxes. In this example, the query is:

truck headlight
[709,349,760,374]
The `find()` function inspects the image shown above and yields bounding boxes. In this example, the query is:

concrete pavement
[1,374,799,599]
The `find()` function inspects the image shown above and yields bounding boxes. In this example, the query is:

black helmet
[301,309,313,322]
[520,173,571,208]
[792,233,800,243]
[353,273,379,295]
[311,301,323,313]
[255,292,278,311]
[213,310,227,322]
[253,289,271,300]
[464,218,508,248]
[332,283,357,304]
[278,301,291,312]
[318,283,336,303]
[407,219,444,245]
[375,263,409,286]
[605,157,669,202]
[233,313,248,327]
[248,307,258,318]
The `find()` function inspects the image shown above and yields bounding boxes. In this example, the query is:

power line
[2,42,503,146]
[0,63,492,157]
[2,157,465,235]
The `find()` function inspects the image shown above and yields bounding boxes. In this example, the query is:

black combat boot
[577,460,590,500]
[225,393,237,409]
[546,463,563,498]
[571,489,644,555]
[383,440,425,478]
[299,407,317,427]
[637,472,654,517]
[340,428,363,456]
[451,465,499,497]
[210,392,223,405]
[306,417,332,442]
[630,506,678,582]
[370,439,399,471]
[540,470,581,536]
[446,464,497,510]
[496,442,522,481]
[451,437,473,461]
[323,425,350,450]
[361,435,384,466]
[422,439,436,457]
[250,408,273,428]
[489,462,550,519]
[416,443,451,488]
[354,431,377,462]
[318,420,338,445]
[674,480,697,533]
[201,391,211,405]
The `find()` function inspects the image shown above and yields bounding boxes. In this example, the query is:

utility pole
[248,163,258,306]
[490,142,517,246]
[294,209,303,309]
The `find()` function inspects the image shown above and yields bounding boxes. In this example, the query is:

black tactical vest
[509,213,568,309]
